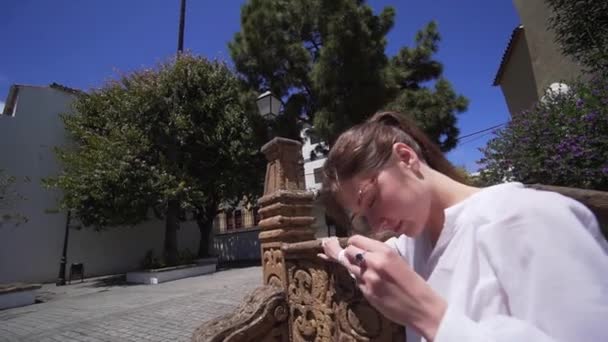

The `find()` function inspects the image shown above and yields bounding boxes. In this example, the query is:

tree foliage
[545,0,608,73]
[229,0,468,151]
[46,54,265,261]
[478,76,608,190]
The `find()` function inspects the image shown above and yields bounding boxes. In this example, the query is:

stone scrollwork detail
[287,260,334,341]
[195,132,405,341]
[192,285,288,342]
[263,247,286,287]
[285,259,405,341]
[331,266,404,341]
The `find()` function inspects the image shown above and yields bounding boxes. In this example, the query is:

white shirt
[385,182,608,342]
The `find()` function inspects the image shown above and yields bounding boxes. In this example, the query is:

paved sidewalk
[0,266,262,342]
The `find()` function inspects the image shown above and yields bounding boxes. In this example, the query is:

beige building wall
[498,29,539,116]
[513,0,583,96]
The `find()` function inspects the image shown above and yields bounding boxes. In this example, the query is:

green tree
[545,0,608,73]
[46,54,264,263]
[229,0,468,151]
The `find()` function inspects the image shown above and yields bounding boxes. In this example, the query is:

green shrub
[140,248,197,270]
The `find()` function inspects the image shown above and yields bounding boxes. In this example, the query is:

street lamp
[256,91,281,119]
[56,210,72,286]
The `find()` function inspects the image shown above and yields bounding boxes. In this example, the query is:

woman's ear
[392,142,421,171]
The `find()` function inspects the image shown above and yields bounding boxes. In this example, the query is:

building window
[253,207,261,225]
[313,167,323,184]
[226,211,234,230]
[234,210,243,229]
[309,133,320,145]
[213,216,220,231]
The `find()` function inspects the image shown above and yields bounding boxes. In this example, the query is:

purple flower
[576,98,584,109]
[583,112,598,122]
[602,166,608,175]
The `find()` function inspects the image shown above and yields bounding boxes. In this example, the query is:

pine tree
[229,0,468,151]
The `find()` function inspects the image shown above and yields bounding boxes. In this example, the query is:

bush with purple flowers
[478,76,608,191]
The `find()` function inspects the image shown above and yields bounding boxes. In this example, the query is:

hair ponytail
[369,112,465,183]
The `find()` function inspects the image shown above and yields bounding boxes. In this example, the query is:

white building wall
[300,128,326,192]
[300,128,330,237]
[0,86,200,283]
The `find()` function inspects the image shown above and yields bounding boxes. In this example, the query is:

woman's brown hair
[320,111,465,230]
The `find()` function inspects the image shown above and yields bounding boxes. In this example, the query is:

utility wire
[456,122,507,142]
[300,122,510,165]
[458,131,496,146]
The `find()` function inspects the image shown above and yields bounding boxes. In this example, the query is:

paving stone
[0,267,261,342]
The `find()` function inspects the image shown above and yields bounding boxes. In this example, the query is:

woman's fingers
[342,245,367,280]
[320,236,344,261]
[320,234,395,288]
[317,253,331,261]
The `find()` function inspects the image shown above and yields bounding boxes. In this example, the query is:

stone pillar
[258,137,316,289]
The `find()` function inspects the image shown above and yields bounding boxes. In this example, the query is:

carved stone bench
[192,137,404,341]
[193,239,404,341]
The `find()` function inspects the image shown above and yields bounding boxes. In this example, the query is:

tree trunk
[165,198,180,265]
[196,203,217,258]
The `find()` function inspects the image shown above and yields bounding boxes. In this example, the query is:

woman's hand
[343,235,447,341]
[318,236,343,262]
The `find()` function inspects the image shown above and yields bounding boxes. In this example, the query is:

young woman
[319,112,608,341]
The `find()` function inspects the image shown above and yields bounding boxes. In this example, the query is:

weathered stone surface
[261,138,306,195]
[259,202,315,219]
[527,184,608,222]
[283,242,405,341]
[192,285,289,342]
[259,216,317,232]
[258,138,316,289]
[259,228,316,242]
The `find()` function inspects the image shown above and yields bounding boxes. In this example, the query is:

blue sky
[0,0,519,171]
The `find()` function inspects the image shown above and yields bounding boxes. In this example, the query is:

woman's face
[337,143,432,237]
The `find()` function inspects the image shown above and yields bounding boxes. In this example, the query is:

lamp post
[256,91,281,118]
[255,90,315,288]
[256,90,282,139]
[56,210,72,286]
[177,0,186,54]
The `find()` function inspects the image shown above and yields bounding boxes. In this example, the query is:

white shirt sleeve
[434,195,608,342]
[384,234,410,262]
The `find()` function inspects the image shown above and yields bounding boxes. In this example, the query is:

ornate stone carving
[193,135,405,341]
[288,260,334,341]
[283,240,406,342]
[192,285,289,342]
[260,138,306,195]
[257,138,316,289]
[331,266,404,341]
[263,246,286,288]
